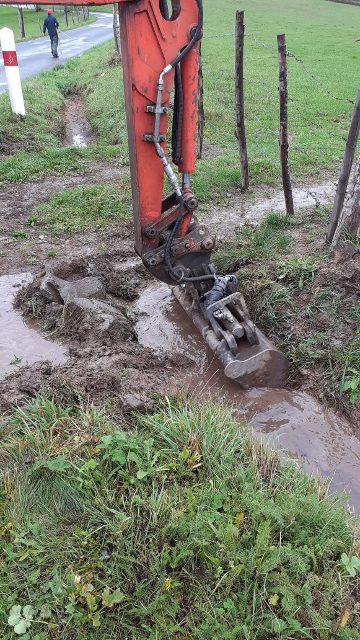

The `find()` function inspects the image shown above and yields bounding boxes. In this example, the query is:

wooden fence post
[277,33,294,216]
[17,8,25,39]
[326,88,360,244]
[197,43,205,159]
[113,3,121,56]
[345,159,360,236]
[235,10,249,190]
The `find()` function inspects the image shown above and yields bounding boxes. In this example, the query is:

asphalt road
[0,12,113,94]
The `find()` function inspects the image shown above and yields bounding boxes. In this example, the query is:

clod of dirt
[40,273,106,303]
[121,393,155,413]
[20,263,135,344]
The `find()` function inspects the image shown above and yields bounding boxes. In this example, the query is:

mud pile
[0,253,190,414]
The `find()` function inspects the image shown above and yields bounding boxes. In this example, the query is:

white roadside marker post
[0,27,25,116]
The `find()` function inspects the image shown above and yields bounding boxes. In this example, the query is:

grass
[35,181,132,232]
[214,209,360,412]
[200,0,359,188]
[0,395,359,639]
[0,6,95,42]
[0,43,126,183]
[1,0,359,192]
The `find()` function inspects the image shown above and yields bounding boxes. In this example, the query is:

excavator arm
[1,0,288,387]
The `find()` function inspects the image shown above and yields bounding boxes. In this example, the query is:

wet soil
[63,96,96,148]
[0,162,129,275]
[0,272,66,379]
[203,179,336,240]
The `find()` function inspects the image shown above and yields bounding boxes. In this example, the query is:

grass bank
[0,42,127,183]
[214,209,360,416]
[0,6,95,42]
[0,396,359,639]
[1,0,359,191]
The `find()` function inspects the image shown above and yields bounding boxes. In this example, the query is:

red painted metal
[119,0,200,256]
[2,51,18,66]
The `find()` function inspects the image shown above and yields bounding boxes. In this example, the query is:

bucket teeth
[173,285,288,389]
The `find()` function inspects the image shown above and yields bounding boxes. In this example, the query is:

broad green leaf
[31,457,71,473]
[14,619,31,635]
[8,605,22,627]
[102,586,125,608]
[91,612,101,628]
[40,604,52,619]
[136,469,148,480]
[22,605,35,620]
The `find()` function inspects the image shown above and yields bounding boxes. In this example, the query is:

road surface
[0,12,112,94]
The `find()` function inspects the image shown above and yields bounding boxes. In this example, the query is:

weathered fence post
[113,4,121,57]
[235,10,249,190]
[326,88,360,244]
[345,159,360,237]
[17,8,25,39]
[197,43,205,160]
[277,33,294,216]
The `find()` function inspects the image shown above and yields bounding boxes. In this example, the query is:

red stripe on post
[3,51,18,66]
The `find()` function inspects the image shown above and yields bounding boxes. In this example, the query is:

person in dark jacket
[43,10,60,58]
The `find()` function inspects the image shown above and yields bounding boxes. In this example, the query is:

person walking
[43,9,60,58]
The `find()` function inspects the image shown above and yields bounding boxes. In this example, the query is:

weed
[47,250,57,258]
[11,231,27,241]
[27,216,40,227]
[277,256,319,290]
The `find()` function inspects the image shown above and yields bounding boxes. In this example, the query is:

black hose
[159,0,170,20]
[172,64,183,164]
[169,0,203,68]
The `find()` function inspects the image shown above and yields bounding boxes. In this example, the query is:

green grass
[35,181,132,232]
[0,43,127,183]
[0,6,95,42]
[201,0,359,188]
[0,395,359,639]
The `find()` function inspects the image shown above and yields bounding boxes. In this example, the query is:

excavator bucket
[173,284,288,388]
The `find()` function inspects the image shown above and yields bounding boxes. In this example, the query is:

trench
[0,273,67,379]
[1,267,359,514]
[134,282,360,514]
[63,95,96,148]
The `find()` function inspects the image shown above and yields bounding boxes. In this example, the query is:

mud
[0,256,191,415]
[63,96,96,148]
[204,180,336,239]
[0,272,67,378]
[135,282,360,512]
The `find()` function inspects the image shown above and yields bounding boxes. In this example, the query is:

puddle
[0,273,67,378]
[63,96,96,148]
[245,183,336,221]
[135,282,360,512]
[206,181,336,236]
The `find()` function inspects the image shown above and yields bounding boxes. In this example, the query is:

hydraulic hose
[155,0,208,284]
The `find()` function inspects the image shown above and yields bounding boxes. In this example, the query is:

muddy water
[63,96,96,148]
[135,282,360,512]
[206,182,336,235]
[0,273,67,379]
